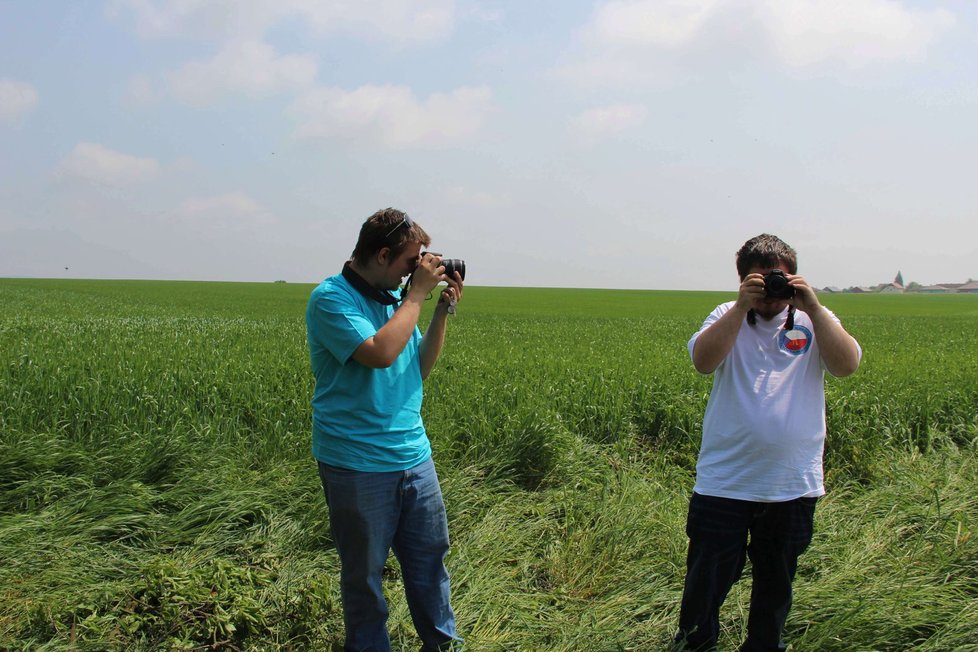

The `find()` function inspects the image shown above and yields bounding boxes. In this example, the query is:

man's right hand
[735,273,766,312]
[405,252,446,300]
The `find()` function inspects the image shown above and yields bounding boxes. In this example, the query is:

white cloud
[569,104,648,143]
[113,2,458,106]
[0,79,39,123]
[169,40,317,104]
[108,0,282,40]
[57,143,160,186]
[585,0,720,49]
[563,0,957,86]
[290,84,493,148]
[291,0,456,44]
[757,0,956,68]
[173,192,276,230]
[559,0,727,87]
[111,0,455,45]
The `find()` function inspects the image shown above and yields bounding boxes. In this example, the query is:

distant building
[822,286,842,293]
[878,271,905,293]
[842,277,975,294]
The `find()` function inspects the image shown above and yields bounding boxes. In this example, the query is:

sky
[1,0,976,291]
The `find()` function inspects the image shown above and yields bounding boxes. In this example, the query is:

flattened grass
[2,279,976,650]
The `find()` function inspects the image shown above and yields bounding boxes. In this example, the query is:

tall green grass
[1,278,976,650]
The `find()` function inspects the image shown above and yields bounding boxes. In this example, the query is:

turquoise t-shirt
[305,273,431,471]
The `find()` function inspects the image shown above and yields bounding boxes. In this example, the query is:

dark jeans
[319,459,461,652]
[675,492,817,652]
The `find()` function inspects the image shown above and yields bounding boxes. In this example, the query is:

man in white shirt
[674,234,862,652]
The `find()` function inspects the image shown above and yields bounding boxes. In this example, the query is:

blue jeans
[675,493,817,652]
[318,457,461,652]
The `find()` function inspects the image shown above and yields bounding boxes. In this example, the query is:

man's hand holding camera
[409,252,464,316]
[417,253,464,378]
[783,274,821,316]
[737,269,821,317]
[763,269,822,316]
[438,272,463,315]
[405,252,446,300]
[735,273,769,312]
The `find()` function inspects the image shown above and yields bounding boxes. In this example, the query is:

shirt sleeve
[687,302,730,361]
[817,307,863,374]
[309,286,378,365]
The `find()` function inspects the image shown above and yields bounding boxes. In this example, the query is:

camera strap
[341,262,400,306]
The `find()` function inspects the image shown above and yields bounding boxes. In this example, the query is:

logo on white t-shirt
[779,325,812,355]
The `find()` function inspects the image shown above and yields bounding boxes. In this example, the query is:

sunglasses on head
[384,214,414,239]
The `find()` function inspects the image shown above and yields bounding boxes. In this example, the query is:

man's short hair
[351,207,431,266]
[736,234,797,280]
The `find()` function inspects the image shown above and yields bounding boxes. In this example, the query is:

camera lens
[764,270,794,299]
[442,259,466,281]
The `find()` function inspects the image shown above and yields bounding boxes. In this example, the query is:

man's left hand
[788,275,821,315]
[437,271,464,314]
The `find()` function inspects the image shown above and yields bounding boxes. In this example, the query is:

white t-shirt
[688,302,861,502]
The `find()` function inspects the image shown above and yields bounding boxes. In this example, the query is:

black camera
[763,269,794,299]
[424,253,465,281]
[441,258,466,281]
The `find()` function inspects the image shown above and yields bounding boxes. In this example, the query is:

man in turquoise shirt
[306,208,464,651]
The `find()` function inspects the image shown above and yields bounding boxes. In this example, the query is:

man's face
[380,241,423,291]
[748,262,792,320]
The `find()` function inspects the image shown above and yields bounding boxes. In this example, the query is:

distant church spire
[894,270,904,287]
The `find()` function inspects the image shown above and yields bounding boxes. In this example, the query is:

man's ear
[375,247,392,266]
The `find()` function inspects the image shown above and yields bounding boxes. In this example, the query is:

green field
[2,278,977,651]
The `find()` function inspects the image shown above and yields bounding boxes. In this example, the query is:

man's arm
[419,272,463,380]
[789,277,861,377]
[350,293,426,368]
[691,274,762,374]
[351,256,445,369]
